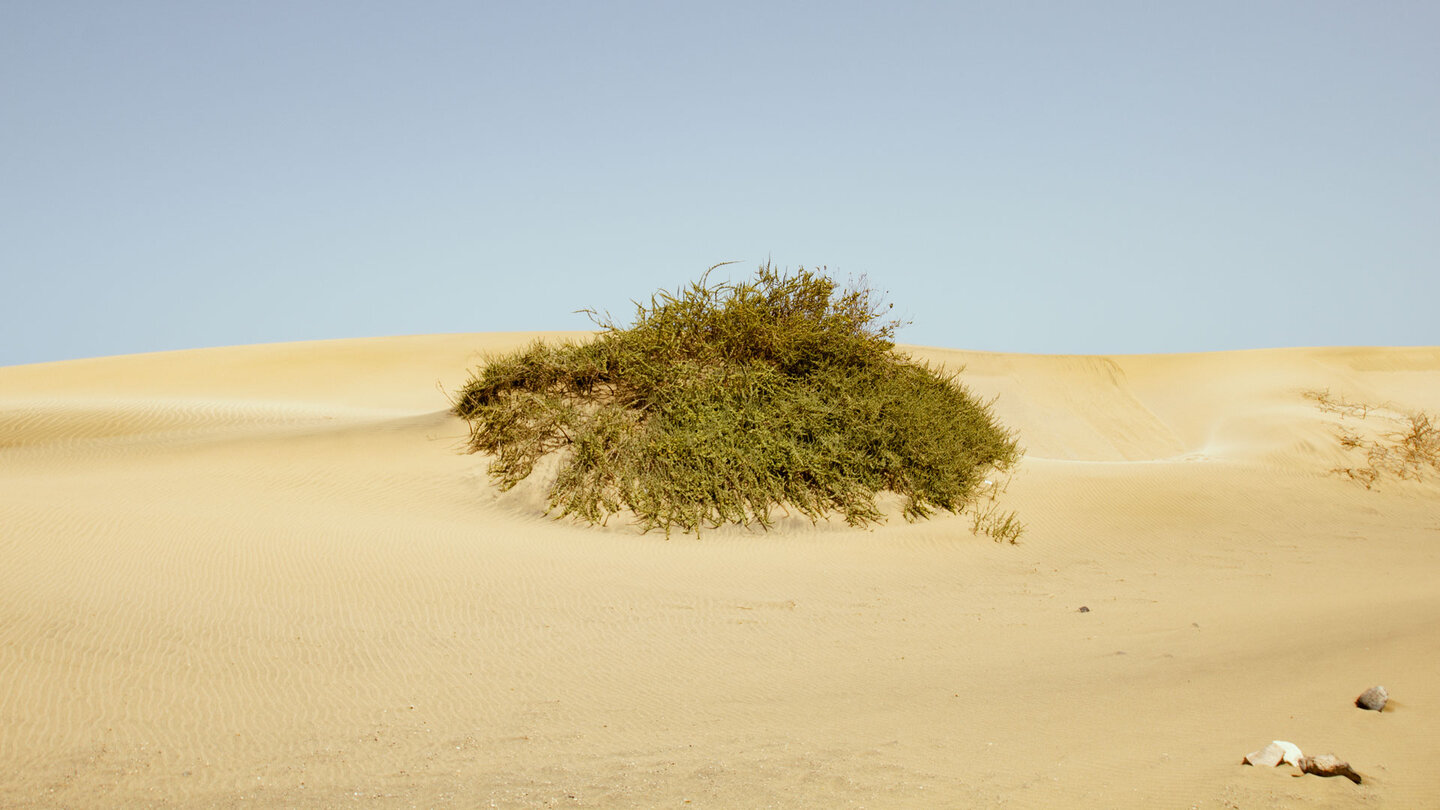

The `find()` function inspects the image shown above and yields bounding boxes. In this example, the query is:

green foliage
[453,263,1021,535]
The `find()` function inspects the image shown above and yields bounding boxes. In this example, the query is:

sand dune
[2,334,1438,808]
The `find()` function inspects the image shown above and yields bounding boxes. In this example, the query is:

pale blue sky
[3,1,1436,367]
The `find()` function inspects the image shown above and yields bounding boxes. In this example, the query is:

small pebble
[1355,685,1388,712]
[1077,606,1090,613]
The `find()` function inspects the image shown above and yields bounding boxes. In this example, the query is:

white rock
[1243,740,1304,768]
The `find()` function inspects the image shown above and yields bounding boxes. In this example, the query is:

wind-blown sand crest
[2,334,1437,808]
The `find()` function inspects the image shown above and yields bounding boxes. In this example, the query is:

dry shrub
[1305,389,1439,487]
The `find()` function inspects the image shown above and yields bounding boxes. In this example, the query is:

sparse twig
[1309,390,1439,487]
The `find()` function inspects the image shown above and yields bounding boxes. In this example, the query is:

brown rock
[1298,754,1362,784]
[1355,685,1388,712]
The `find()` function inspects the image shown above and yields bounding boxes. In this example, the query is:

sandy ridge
[2,334,1438,808]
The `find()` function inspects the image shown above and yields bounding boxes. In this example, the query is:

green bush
[453,263,1020,535]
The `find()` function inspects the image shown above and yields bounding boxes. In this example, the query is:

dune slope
[2,334,1438,808]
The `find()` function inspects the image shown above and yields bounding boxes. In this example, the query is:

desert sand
[2,333,1438,808]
